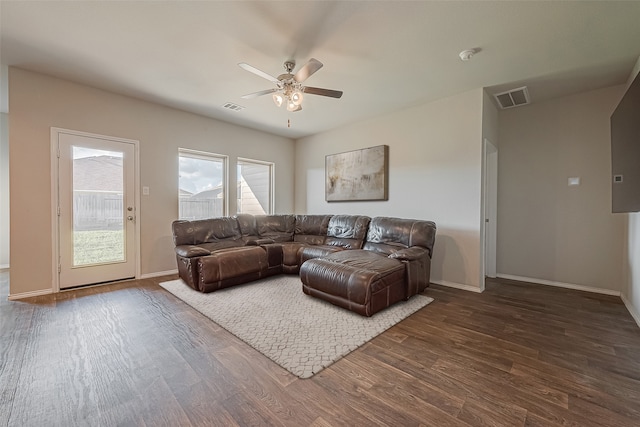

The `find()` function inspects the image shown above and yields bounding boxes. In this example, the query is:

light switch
[568,177,580,186]
[142,186,150,195]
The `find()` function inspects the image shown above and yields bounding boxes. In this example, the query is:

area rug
[159,276,433,378]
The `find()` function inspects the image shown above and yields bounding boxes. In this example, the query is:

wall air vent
[494,86,530,109]
[222,102,245,111]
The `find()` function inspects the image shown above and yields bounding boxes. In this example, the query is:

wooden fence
[179,198,223,220]
[73,192,224,229]
[73,191,123,231]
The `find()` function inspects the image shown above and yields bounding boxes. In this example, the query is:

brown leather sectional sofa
[171,214,436,316]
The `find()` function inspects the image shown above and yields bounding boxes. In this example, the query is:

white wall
[296,89,485,291]
[8,68,295,297]
[497,85,626,293]
[624,213,640,325]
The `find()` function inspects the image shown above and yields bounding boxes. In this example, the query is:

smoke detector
[459,49,478,61]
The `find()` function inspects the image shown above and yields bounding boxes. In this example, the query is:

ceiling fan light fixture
[272,93,284,107]
[239,58,341,118]
[291,90,303,106]
[286,100,301,112]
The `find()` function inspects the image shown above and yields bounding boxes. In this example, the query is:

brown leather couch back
[325,215,371,249]
[293,215,333,245]
[363,217,436,257]
[235,214,296,243]
[235,213,258,243]
[256,215,296,242]
[172,217,242,246]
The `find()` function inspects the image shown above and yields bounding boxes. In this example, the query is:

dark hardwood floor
[1,269,639,426]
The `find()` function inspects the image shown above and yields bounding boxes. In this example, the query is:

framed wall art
[325,145,389,202]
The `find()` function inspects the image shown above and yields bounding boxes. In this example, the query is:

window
[178,149,227,220]
[237,158,273,215]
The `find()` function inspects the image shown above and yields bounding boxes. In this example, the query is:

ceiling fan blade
[238,62,279,83]
[294,58,323,83]
[241,88,279,99]
[303,86,343,98]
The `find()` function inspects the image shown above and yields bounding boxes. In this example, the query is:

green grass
[74,229,124,266]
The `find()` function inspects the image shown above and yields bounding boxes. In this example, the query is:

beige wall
[497,85,626,292]
[296,89,485,291]
[8,68,295,297]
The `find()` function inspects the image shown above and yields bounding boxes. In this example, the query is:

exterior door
[56,130,137,289]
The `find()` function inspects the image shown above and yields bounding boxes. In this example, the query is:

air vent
[222,102,245,111]
[494,86,530,109]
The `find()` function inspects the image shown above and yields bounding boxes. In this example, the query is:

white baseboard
[621,293,640,329]
[496,274,621,296]
[139,269,178,280]
[8,288,54,300]
[431,280,483,293]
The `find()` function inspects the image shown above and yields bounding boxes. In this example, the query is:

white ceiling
[2,1,640,139]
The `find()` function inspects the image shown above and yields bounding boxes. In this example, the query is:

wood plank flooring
[1,270,639,426]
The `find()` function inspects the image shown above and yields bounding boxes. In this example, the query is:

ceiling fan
[238,58,343,112]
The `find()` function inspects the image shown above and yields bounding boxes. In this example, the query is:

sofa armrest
[245,238,276,246]
[388,246,428,261]
[175,245,211,258]
[389,247,431,296]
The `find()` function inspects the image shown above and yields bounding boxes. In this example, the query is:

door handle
[127,215,135,221]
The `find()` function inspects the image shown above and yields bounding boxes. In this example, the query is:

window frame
[236,157,274,215]
[178,148,228,219]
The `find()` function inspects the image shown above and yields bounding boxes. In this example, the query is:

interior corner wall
[482,89,499,148]
[621,57,640,325]
[295,88,485,291]
[0,112,9,269]
[8,67,295,297]
[497,85,626,292]
[1,65,9,269]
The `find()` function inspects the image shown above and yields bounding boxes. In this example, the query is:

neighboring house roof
[187,186,223,200]
[73,156,123,192]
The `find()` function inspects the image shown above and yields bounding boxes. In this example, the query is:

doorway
[53,128,138,290]
[483,139,498,282]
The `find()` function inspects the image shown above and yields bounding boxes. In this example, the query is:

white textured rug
[159,275,433,378]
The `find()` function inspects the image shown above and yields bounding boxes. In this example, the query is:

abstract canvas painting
[325,145,388,201]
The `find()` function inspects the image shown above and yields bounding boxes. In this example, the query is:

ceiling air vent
[222,102,245,111]
[494,86,530,109]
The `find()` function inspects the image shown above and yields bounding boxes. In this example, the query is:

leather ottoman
[299,250,407,316]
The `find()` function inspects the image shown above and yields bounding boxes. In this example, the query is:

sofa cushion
[364,217,437,257]
[325,215,371,249]
[172,217,242,246]
[299,245,344,264]
[235,213,258,243]
[256,215,295,242]
[293,214,332,245]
